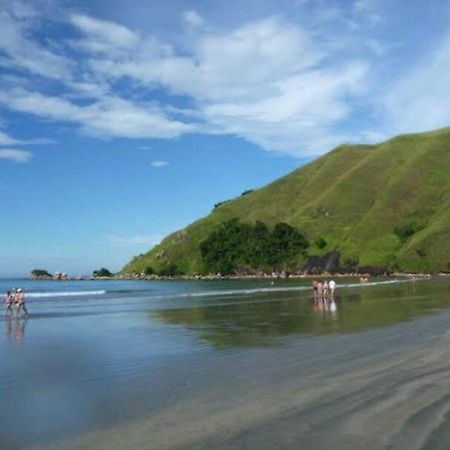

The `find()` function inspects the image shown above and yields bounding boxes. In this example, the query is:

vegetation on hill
[122,127,450,275]
[200,219,308,274]
[93,268,114,278]
[31,269,52,278]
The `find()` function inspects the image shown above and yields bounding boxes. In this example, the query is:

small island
[92,268,114,279]
[29,268,115,280]
[30,269,55,279]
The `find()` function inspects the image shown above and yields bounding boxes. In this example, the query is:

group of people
[312,279,337,298]
[4,288,28,316]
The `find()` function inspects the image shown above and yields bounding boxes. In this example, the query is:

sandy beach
[27,311,450,450]
[2,277,450,449]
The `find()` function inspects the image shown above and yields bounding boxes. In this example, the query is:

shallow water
[2,277,450,449]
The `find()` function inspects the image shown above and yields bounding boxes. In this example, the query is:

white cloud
[182,10,205,28]
[0,9,71,80]
[70,14,139,53]
[0,89,195,139]
[0,8,385,156]
[0,130,19,146]
[0,148,32,163]
[105,234,165,246]
[353,0,383,26]
[151,160,169,168]
[0,129,56,146]
[201,62,368,155]
[383,34,450,135]
[72,15,369,154]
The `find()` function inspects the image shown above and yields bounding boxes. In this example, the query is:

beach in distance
[2,276,450,449]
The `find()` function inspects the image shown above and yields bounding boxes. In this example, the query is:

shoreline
[110,271,440,281]
[26,304,450,450]
[28,272,450,282]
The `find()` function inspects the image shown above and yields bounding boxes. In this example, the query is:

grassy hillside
[123,127,450,275]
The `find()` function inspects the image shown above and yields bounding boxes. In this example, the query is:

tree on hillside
[158,264,181,277]
[267,223,309,266]
[31,269,52,278]
[200,219,309,274]
[93,268,114,278]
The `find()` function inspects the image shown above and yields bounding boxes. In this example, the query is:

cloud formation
[384,34,450,135]
[151,160,169,168]
[0,8,71,80]
[182,10,205,28]
[0,1,448,157]
[0,148,32,163]
[0,89,194,139]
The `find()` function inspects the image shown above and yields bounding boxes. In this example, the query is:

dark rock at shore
[303,251,389,276]
[304,251,342,274]
[357,266,390,276]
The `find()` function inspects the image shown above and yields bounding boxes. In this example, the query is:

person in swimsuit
[323,280,329,297]
[317,281,323,298]
[311,280,318,298]
[329,279,336,296]
[4,291,14,315]
[15,289,28,317]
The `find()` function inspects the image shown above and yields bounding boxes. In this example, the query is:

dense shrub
[144,266,154,275]
[31,269,52,278]
[315,237,327,249]
[394,223,425,244]
[158,264,181,277]
[200,219,309,274]
[93,268,114,277]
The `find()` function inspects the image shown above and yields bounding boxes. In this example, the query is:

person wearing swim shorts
[329,279,336,296]
[4,291,14,315]
[323,280,329,297]
[15,289,28,317]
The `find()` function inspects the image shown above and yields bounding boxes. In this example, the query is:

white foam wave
[180,286,309,298]
[177,278,413,300]
[27,290,106,298]
[23,278,417,301]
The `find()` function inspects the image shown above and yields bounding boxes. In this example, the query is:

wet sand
[3,277,450,450]
[29,311,450,450]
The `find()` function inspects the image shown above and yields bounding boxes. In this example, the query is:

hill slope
[123,127,450,275]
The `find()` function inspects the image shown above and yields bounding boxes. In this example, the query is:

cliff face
[123,127,450,275]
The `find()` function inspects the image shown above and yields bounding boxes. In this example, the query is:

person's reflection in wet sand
[312,294,338,319]
[5,316,27,345]
[330,298,337,316]
[5,316,12,343]
[13,318,27,344]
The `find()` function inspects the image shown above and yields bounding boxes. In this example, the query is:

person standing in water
[329,279,336,297]
[4,291,14,315]
[15,289,28,317]
[323,280,329,297]
[317,281,323,298]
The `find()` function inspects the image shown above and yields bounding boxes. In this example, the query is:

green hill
[123,127,450,275]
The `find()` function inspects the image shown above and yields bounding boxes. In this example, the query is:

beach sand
[28,310,450,450]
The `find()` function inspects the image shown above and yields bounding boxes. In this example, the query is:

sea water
[1,277,450,449]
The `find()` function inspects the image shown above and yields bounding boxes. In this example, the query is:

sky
[0,0,449,276]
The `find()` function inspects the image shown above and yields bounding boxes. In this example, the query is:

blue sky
[0,0,449,276]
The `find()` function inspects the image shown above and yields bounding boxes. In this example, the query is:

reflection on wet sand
[6,279,450,450]
[4,316,27,345]
[153,280,450,348]
[312,295,337,314]
[34,293,450,450]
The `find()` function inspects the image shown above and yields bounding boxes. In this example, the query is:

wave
[27,290,106,298]
[175,278,416,299]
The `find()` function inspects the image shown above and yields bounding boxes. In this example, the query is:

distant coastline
[113,271,442,281]
[28,270,449,282]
